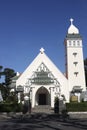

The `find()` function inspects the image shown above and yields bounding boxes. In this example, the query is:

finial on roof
[40,47,45,54]
[68,18,79,34]
[70,18,74,25]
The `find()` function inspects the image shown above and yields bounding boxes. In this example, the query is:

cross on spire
[70,18,74,25]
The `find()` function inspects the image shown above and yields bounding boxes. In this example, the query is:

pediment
[16,50,68,87]
[29,62,57,85]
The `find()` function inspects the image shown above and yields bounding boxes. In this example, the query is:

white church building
[15,19,86,108]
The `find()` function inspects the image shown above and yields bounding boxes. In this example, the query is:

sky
[0,0,87,76]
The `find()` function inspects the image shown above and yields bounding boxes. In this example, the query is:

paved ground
[0,113,87,130]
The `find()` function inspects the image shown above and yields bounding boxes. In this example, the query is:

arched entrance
[35,86,50,106]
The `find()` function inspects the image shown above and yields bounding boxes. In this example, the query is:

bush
[66,102,87,112]
[54,97,59,113]
[61,109,69,118]
[0,102,22,112]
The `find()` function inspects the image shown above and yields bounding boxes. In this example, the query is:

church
[15,19,86,108]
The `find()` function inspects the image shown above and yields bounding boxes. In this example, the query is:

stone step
[32,105,54,114]
[34,105,51,109]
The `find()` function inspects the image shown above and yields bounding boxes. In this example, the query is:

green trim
[31,70,54,85]
[66,34,82,39]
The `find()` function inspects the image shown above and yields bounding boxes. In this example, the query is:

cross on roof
[70,18,74,25]
[40,47,45,54]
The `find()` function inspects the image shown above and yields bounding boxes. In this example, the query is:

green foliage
[54,97,59,113]
[0,66,4,78]
[0,102,22,112]
[62,109,68,114]
[66,102,87,112]
[61,109,68,118]
[0,66,16,101]
[4,68,16,86]
[54,96,59,104]
[0,83,17,101]
[0,83,8,100]
[6,92,18,103]
[0,66,16,86]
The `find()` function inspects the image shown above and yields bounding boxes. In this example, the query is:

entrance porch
[35,86,50,106]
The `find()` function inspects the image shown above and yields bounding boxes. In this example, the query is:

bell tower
[65,19,86,93]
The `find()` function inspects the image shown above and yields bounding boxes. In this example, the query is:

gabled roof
[16,48,68,87]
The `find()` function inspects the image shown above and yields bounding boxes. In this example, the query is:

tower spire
[68,18,79,34]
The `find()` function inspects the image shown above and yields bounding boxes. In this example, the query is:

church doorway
[39,93,46,105]
[35,86,50,106]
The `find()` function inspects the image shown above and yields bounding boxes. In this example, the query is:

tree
[0,66,16,100]
[84,58,87,87]
[0,66,3,78]
[0,83,7,100]
[3,68,16,98]
[4,68,16,86]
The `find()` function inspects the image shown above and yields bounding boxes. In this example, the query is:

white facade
[16,19,86,108]
[65,19,86,93]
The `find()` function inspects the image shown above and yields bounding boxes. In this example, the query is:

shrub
[61,109,69,118]
[0,102,22,112]
[66,102,87,112]
[54,97,59,113]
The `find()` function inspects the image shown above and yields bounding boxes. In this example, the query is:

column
[18,92,21,103]
[31,87,35,108]
[50,87,55,108]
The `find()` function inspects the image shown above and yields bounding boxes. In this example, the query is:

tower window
[74,72,79,77]
[73,62,78,66]
[73,52,77,57]
[77,41,80,46]
[73,41,75,46]
[78,43,80,46]
[69,41,71,46]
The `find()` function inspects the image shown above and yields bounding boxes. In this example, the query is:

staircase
[32,105,54,114]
